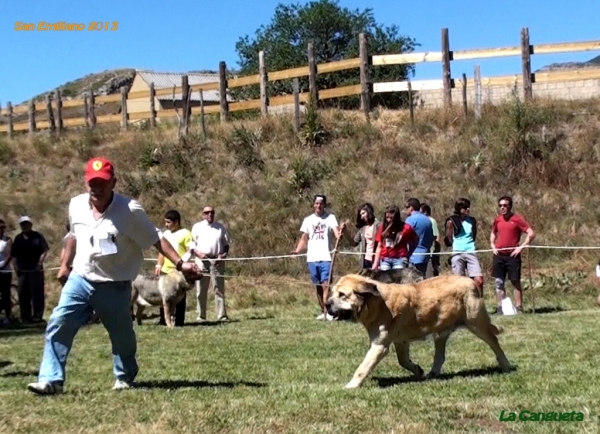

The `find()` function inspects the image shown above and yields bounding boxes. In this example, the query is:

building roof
[135,70,233,102]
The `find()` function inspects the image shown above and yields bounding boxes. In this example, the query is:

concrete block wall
[414,78,600,109]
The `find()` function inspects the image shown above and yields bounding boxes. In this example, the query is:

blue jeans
[37,272,138,385]
[307,261,331,284]
[379,257,408,271]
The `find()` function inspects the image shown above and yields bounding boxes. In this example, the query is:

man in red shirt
[489,196,535,314]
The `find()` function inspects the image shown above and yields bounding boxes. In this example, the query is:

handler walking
[27,157,201,395]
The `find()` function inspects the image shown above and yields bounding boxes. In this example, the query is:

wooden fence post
[259,50,268,116]
[28,99,36,135]
[407,81,414,128]
[307,43,318,104]
[182,75,190,137]
[218,61,229,123]
[293,78,300,131]
[474,65,482,119]
[461,73,468,118]
[84,93,90,129]
[521,27,533,101]
[120,86,128,131]
[149,82,156,128]
[6,102,13,140]
[199,89,206,139]
[89,88,97,129]
[55,89,63,133]
[46,94,56,133]
[359,33,371,122]
[441,27,452,107]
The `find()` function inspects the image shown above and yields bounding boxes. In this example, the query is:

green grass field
[1,278,599,434]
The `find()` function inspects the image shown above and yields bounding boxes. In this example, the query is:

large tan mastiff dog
[326,273,512,389]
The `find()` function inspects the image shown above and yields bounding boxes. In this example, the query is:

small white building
[126,70,233,116]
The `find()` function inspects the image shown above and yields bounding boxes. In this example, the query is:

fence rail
[1,27,600,136]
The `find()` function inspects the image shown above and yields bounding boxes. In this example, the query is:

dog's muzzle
[325,300,353,321]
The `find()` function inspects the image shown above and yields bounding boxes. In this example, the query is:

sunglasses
[203,210,215,215]
[498,204,509,208]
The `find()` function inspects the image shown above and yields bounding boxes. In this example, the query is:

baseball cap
[85,157,115,182]
[18,216,32,224]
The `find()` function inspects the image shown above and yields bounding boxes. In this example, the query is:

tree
[232,0,419,109]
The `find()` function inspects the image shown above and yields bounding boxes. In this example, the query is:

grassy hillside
[1,93,600,307]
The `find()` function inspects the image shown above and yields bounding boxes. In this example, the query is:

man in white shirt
[27,157,202,396]
[292,194,345,320]
[190,205,231,322]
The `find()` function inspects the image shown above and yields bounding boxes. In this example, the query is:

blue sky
[1,0,599,105]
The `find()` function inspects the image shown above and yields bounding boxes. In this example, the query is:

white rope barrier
[1,244,599,274]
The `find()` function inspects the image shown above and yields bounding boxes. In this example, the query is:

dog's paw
[414,365,425,379]
[344,380,362,390]
[425,370,440,380]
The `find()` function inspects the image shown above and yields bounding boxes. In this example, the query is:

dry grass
[2,97,600,433]
[1,95,600,300]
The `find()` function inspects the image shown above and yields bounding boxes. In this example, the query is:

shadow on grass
[136,379,267,390]
[0,369,39,378]
[181,319,240,327]
[526,306,567,315]
[0,361,12,369]
[0,323,47,339]
[374,365,517,388]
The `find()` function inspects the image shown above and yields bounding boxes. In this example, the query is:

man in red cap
[27,157,202,395]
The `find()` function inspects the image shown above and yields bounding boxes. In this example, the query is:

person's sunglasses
[498,204,509,208]
[203,210,215,215]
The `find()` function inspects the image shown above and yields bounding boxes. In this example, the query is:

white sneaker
[113,379,135,390]
[27,381,64,395]
[315,313,325,320]
[325,313,335,321]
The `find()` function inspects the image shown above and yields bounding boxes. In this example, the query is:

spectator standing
[0,219,13,325]
[404,198,434,275]
[27,157,201,395]
[372,205,418,271]
[349,203,381,270]
[190,206,231,322]
[420,203,442,277]
[490,196,535,314]
[11,216,49,324]
[292,194,344,321]
[444,198,484,297]
[155,209,193,327]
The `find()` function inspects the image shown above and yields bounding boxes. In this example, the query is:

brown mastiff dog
[326,273,512,389]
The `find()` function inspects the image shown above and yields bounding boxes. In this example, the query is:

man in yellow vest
[155,210,193,326]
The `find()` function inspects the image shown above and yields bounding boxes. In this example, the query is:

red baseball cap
[85,157,115,181]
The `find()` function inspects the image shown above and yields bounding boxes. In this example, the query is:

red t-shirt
[492,213,531,255]
[375,223,418,258]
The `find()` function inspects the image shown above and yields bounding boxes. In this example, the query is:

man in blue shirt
[404,198,434,276]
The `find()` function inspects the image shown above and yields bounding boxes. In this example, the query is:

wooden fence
[1,26,600,138]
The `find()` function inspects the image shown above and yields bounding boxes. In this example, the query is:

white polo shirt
[69,192,161,282]
[190,220,230,258]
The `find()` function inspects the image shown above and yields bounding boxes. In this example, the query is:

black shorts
[492,254,522,282]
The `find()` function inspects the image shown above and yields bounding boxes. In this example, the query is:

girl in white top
[0,219,13,324]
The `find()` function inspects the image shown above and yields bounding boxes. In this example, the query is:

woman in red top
[372,205,418,270]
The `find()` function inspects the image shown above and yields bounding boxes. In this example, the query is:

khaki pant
[195,260,226,320]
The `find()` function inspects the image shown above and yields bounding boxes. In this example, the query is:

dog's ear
[354,282,381,297]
